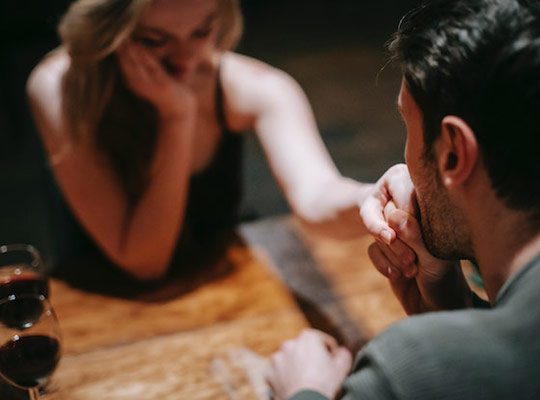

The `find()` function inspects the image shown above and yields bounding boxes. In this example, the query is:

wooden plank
[45,311,306,400]
[240,216,405,350]
[49,242,305,356]
[0,216,407,399]
[293,221,406,335]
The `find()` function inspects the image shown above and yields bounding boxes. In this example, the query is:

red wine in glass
[0,335,60,388]
[0,295,62,400]
[0,273,49,300]
[0,295,45,330]
[0,245,49,301]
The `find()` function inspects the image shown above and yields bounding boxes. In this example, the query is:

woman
[27,0,370,280]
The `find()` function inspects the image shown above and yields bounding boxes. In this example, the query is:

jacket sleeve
[285,353,398,400]
[340,355,398,400]
[288,390,329,400]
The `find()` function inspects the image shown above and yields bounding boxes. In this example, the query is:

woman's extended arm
[27,51,194,280]
[222,53,372,237]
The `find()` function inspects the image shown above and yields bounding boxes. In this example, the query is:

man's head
[389,0,540,259]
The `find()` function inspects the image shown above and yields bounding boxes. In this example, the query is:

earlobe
[438,116,478,188]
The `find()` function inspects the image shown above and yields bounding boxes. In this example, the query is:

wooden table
[2,216,405,400]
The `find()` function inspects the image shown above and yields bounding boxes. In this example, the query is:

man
[265,0,540,398]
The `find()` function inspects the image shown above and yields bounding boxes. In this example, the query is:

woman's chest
[185,66,247,174]
[190,102,225,174]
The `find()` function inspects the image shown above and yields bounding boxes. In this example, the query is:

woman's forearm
[112,115,195,279]
[292,178,372,239]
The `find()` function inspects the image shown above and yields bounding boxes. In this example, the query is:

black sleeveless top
[181,74,243,241]
[44,72,244,269]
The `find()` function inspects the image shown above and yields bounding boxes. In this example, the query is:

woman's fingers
[360,164,415,245]
[118,42,164,83]
[116,41,180,109]
[360,189,396,245]
[116,45,135,79]
[117,44,149,91]
[133,44,168,83]
[383,164,416,215]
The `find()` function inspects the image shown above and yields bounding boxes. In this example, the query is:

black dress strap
[215,66,231,133]
[175,64,244,246]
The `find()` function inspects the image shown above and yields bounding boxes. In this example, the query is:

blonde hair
[58,0,243,200]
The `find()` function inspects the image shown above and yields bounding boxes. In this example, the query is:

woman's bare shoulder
[220,52,304,122]
[27,50,71,155]
[27,50,68,99]
[221,52,292,89]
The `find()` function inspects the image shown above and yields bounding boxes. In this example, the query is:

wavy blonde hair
[59,0,243,201]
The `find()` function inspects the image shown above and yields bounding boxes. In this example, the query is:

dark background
[0,0,418,263]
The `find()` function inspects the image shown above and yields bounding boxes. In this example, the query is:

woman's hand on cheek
[116,42,196,120]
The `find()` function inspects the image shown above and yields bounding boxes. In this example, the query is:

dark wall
[237,1,420,217]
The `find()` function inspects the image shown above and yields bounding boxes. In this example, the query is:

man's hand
[266,329,352,400]
[360,164,419,283]
[361,164,472,314]
[369,208,471,314]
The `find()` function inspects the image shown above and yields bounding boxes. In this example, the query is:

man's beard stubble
[415,160,474,261]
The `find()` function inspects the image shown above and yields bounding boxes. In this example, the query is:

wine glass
[0,294,62,400]
[0,244,49,300]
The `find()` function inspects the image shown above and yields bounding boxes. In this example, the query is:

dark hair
[388,0,540,217]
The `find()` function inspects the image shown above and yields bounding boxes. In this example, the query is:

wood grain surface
[50,243,303,356]
[1,216,405,400]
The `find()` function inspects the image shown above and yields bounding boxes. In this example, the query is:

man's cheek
[404,138,414,169]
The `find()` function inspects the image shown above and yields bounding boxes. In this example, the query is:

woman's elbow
[110,252,171,282]
[126,263,169,282]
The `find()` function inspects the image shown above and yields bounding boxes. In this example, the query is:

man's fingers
[387,210,428,255]
[368,242,402,280]
[281,339,295,352]
[375,238,409,269]
[333,347,353,374]
[299,329,339,352]
[385,238,417,277]
[371,240,417,278]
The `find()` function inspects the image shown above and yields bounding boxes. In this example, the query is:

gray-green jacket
[290,253,540,400]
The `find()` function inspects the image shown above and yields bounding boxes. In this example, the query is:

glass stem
[28,387,40,400]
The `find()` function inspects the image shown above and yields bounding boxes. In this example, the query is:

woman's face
[133,0,220,80]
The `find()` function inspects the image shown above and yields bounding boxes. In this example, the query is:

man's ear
[436,116,478,189]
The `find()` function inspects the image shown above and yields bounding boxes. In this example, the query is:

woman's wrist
[157,99,197,123]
